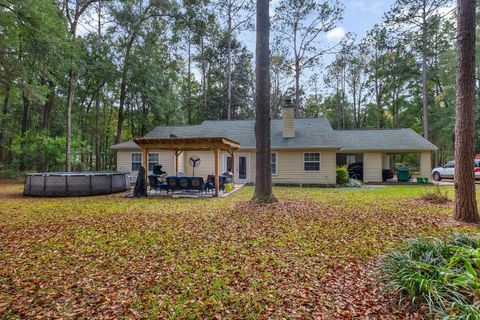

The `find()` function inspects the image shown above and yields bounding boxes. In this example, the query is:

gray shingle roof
[143,118,340,149]
[336,129,438,151]
[111,140,140,149]
[111,118,437,152]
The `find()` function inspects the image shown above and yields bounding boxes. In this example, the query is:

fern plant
[380,234,480,319]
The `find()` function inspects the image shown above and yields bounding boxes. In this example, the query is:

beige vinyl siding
[118,148,336,185]
[117,150,136,175]
[250,149,336,185]
[116,149,176,181]
[363,152,383,183]
[177,151,185,174]
[419,152,432,179]
[249,151,256,183]
[382,154,390,170]
[183,151,228,178]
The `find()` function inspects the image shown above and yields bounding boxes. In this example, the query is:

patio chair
[166,176,180,193]
[190,177,206,193]
[153,164,167,175]
[148,175,168,194]
[206,175,226,193]
[178,177,190,191]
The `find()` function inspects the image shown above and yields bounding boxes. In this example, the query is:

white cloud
[326,27,346,41]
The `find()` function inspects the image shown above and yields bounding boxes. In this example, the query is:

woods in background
[0,0,477,174]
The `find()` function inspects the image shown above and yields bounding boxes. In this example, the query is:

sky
[337,0,395,41]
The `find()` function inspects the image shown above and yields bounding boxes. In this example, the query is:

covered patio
[133,136,240,197]
[337,150,433,183]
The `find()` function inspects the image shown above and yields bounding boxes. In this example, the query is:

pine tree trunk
[252,0,276,203]
[116,64,128,144]
[227,11,233,120]
[20,91,30,171]
[42,81,55,131]
[65,13,79,173]
[201,37,208,115]
[0,84,10,163]
[341,67,346,129]
[454,0,479,223]
[294,60,301,117]
[95,1,102,172]
[66,69,75,171]
[187,30,193,124]
[115,36,135,145]
[352,80,357,129]
[95,88,101,171]
[421,18,429,141]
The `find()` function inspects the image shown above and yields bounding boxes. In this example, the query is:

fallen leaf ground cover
[0,183,477,319]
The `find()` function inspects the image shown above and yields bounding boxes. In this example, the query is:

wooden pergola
[133,136,240,196]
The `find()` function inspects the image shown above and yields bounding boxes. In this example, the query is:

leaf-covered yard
[0,183,477,319]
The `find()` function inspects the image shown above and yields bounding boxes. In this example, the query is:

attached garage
[336,129,438,183]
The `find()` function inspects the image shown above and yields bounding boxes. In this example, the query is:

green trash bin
[417,177,429,184]
[397,168,410,182]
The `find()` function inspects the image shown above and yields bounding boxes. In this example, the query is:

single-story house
[112,104,437,185]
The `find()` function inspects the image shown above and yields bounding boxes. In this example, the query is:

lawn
[0,183,478,319]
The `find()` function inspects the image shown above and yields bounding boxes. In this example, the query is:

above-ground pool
[24,172,131,197]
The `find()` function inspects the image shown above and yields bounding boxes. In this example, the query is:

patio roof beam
[174,150,183,174]
[133,137,240,152]
[214,147,220,196]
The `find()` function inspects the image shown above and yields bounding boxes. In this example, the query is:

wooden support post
[143,148,148,183]
[214,147,220,197]
[175,150,179,174]
[174,150,184,174]
[230,150,235,184]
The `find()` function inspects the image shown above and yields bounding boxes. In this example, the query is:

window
[271,152,278,175]
[346,155,356,164]
[304,152,320,171]
[444,161,455,168]
[131,153,142,171]
[148,153,160,171]
[225,156,233,173]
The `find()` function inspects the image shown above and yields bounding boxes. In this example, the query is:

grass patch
[0,183,478,318]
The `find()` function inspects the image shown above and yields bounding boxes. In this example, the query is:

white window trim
[148,152,160,171]
[130,152,161,172]
[303,152,321,172]
[271,151,278,176]
[131,152,142,172]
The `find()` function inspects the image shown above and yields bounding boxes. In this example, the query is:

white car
[431,160,480,181]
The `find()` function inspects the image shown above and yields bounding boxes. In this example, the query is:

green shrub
[0,164,20,179]
[10,130,90,172]
[336,165,349,185]
[380,234,480,319]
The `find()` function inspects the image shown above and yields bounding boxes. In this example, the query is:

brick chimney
[283,98,295,138]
